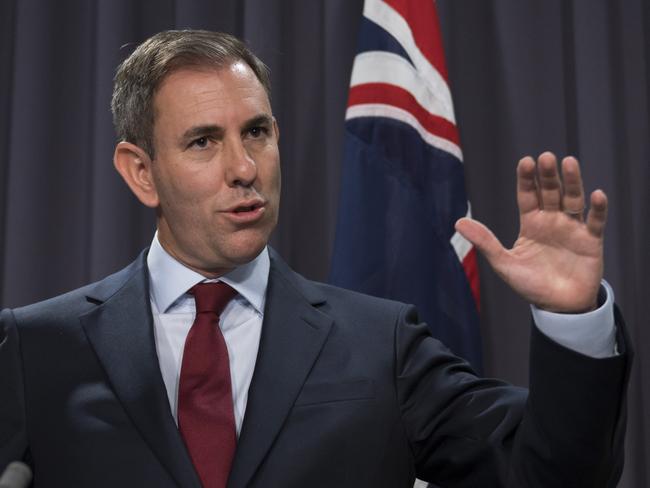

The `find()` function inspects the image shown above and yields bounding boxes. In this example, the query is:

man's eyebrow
[243,114,273,129]
[180,115,272,142]
[181,125,224,142]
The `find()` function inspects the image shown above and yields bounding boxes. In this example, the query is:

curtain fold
[1,1,647,485]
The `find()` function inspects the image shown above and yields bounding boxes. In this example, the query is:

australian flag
[330,0,482,372]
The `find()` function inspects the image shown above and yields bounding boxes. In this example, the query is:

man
[0,30,629,487]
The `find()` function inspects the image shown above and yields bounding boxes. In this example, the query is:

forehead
[152,62,271,127]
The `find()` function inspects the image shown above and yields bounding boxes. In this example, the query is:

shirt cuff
[530,280,617,358]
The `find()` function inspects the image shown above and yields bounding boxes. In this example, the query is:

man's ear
[113,141,159,208]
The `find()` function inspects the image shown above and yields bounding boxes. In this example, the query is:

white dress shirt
[146,233,617,437]
[147,234,268,435]
[532,280,617,358]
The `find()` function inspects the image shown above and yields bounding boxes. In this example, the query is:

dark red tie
[178,282,238,488]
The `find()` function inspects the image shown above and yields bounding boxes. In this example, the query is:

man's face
[149,62,281,276]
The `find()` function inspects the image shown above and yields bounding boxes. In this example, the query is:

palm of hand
[503,209,603,312]
[456,152,607,313]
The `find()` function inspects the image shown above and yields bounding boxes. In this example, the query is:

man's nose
[224,137,257,187]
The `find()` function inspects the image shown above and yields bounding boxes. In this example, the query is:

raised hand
[455,152,607,313]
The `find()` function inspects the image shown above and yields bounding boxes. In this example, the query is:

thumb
[455,217,506,266]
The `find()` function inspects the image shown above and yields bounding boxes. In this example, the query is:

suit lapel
[79,254,201,488]
[227,253,333,488]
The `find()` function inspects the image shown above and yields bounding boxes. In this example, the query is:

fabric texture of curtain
[0,1,647,485]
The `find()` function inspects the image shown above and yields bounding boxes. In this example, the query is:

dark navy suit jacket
[0,249,630,487]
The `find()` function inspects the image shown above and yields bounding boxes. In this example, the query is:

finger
[586,189,608,237]
[537,151,562,211]
[516,156,539,216]
[455,217,507,267]
[561,156,585,221]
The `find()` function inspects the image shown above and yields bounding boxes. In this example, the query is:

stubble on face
[149,62,281,277]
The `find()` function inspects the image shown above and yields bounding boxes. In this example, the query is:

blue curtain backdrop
[0,1,648,486]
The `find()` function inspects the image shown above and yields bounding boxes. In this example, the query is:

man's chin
[211,231,268,266]
[224,242,267,266]
[173,230,272,276]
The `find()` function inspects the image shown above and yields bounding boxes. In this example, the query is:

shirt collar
[146,232,269,314]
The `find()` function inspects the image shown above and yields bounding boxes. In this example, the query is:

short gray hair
[111,30,271,158]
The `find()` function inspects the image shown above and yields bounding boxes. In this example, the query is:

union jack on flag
[330,0,482,371]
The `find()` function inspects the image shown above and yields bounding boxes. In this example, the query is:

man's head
[111,30,281,277]
[111,30,271,158]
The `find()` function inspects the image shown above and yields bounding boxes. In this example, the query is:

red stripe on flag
[462,248,480,311]
[383,0,449,80]
[348,83,460,146]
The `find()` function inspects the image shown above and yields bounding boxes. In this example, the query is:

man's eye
[247,126,268,138]
[190,136,209,148]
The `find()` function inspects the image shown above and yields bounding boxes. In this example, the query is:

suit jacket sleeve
[396,304,630,487]
[0,309,29,470]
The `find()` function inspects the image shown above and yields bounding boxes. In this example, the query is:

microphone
[0,462,32,488]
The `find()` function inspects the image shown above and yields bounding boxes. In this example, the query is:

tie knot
[190,282,238,315]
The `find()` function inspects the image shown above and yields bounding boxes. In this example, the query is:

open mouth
[225,200,266,222]
[233,203,262,213]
